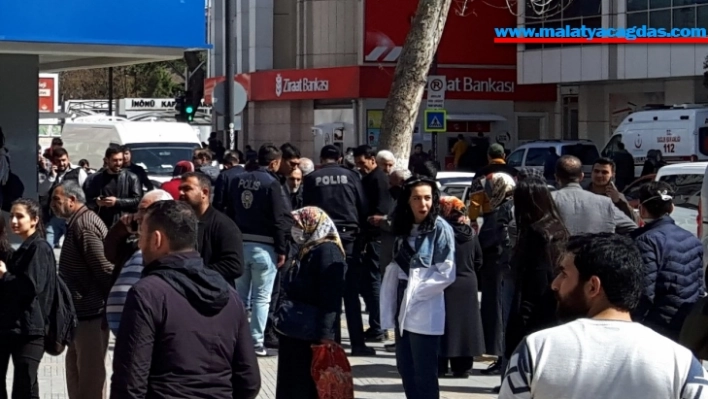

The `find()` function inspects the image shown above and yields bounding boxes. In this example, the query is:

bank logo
[275,74,283,97]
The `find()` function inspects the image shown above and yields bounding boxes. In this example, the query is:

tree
[378,0,453,167]
[58,53,206,100]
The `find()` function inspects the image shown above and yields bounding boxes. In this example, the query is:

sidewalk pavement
[6,334,499,399]
[4,248,499,398]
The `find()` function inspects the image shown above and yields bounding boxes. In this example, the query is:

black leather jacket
[83,169,142,228]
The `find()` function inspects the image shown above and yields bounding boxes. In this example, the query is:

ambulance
[601,104,708,177]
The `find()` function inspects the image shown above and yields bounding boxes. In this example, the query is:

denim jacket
[380,216,456,336]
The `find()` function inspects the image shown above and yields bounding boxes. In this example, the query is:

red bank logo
[364,31,402,62]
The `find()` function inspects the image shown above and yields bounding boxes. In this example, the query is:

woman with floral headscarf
[275,206,347,399]
[438,196,485,378]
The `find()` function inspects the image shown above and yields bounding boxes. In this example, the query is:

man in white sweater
[499,233,708,399]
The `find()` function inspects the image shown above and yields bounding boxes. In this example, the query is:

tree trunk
[378,0,452,168]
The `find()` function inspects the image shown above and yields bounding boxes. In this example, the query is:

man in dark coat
[111,201,260,399]
[178,171,244,284]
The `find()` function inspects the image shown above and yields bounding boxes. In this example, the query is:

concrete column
[236,0,250,73]
[209,0,225,77]
[0,55,38,202]
[249,0,274,71]
[578,85,609,144]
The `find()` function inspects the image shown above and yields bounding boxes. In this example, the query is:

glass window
[601,134,623,158]
[674,0,694,5]
[697,5,708,27]
[584,16,602,28]
[628,0,648,11]
[507,149,525,167]
[442,185,467,200]
[564,0,602,18]
[699,127,708,156]
[128,143,201,176]
[524,22,543,50]
[627,11,648,27]
[673,7,696,28]
[658,174,703,210]
[525,148,551,166]
[561,144,600,165]
[649,9,672,29]
[650,0,671,8]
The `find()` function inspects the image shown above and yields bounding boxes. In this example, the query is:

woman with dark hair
[380,176,456,399]
[504,178,568,365]
[631,181,704,341]
[0,198,56,399]
[437,196,484,378]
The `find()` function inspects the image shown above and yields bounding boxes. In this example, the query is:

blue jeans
[45,216,66,247]
[235,242,277,347]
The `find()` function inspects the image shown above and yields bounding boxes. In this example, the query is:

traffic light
[174,92,196,123]
[183,91,196,122]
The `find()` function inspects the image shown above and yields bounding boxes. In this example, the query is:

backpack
[44,274,78,356]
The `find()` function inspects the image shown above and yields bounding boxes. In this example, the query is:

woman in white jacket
[380,176,456,399]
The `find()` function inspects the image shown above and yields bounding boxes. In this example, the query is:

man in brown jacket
[51,179,114,399]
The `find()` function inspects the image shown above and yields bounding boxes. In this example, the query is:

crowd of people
[0,136,704,399]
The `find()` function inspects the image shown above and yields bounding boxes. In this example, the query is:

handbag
[311,343,354,399]
[273,299,319,342]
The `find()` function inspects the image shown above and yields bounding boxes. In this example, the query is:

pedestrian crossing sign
[424,109,447,132]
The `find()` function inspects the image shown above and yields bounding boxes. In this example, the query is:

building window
[522,0,602,50]
[627,1,708,32]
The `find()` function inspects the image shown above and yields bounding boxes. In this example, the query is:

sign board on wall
[120,98,212,112]
[367,110,383,148]
[38,74,58,113]
[364,0,515,65]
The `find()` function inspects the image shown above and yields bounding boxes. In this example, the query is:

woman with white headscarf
[476,172,516,374]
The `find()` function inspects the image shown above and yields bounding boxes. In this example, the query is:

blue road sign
[424,109,447,132]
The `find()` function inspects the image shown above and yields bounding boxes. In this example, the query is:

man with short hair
[83,146,142,228]
[286,168,303,209]
[499,233,708,399]
[119,145,154,191]
[612,141,636,190]
[353,144,393,342]
[228,144,291,356]
[585,157,636,220]
[104,189,173,335]
[299,157,315,176]
[51,180,114,399]
[179,171,243,283]
[43,147,88,248]
[110,201,261,399]
[278,142,301,178]
[376,150,395,174]
[193,148,220,183]
[552,155,636,235]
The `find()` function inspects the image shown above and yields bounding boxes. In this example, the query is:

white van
[61,116,202,184]
[601,104,708,177]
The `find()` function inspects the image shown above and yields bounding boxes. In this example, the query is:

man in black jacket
[178,171,243,284]
[120,145,154,191]
[227,144,291,356]
[353,145,393,342]
[110,201,260,399]
[83,146,142,228]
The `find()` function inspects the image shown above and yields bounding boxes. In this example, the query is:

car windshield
[658,173,702,211]
[128,143,199,176]
[561,144,600,165]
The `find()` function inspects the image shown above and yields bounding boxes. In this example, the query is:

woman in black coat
[0,198,56,399]
[438,196,485,378]
[504,178,569,360]
[275,206,347,399]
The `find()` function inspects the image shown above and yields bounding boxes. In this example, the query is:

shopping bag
[310,343,354,399]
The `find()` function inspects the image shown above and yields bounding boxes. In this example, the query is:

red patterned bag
[310,343,354,399]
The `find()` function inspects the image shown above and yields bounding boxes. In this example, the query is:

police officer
[302,144,374,356]
[227,144,291,356]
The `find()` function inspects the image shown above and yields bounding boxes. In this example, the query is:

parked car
[506,139,600,181]
[437,171,475,201]
[654,162,705,237]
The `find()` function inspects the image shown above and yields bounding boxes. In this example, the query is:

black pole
[430,53,438,164]
[108,67,114,115]
[224,0,234,141]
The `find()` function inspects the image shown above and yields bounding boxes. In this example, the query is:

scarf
[439,196,470,225]
[292,206,345,258]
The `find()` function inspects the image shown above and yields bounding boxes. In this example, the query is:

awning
[446,113,507,122]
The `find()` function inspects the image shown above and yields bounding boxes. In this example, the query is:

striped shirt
[106,250,144,336]
[58,206,114,320]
